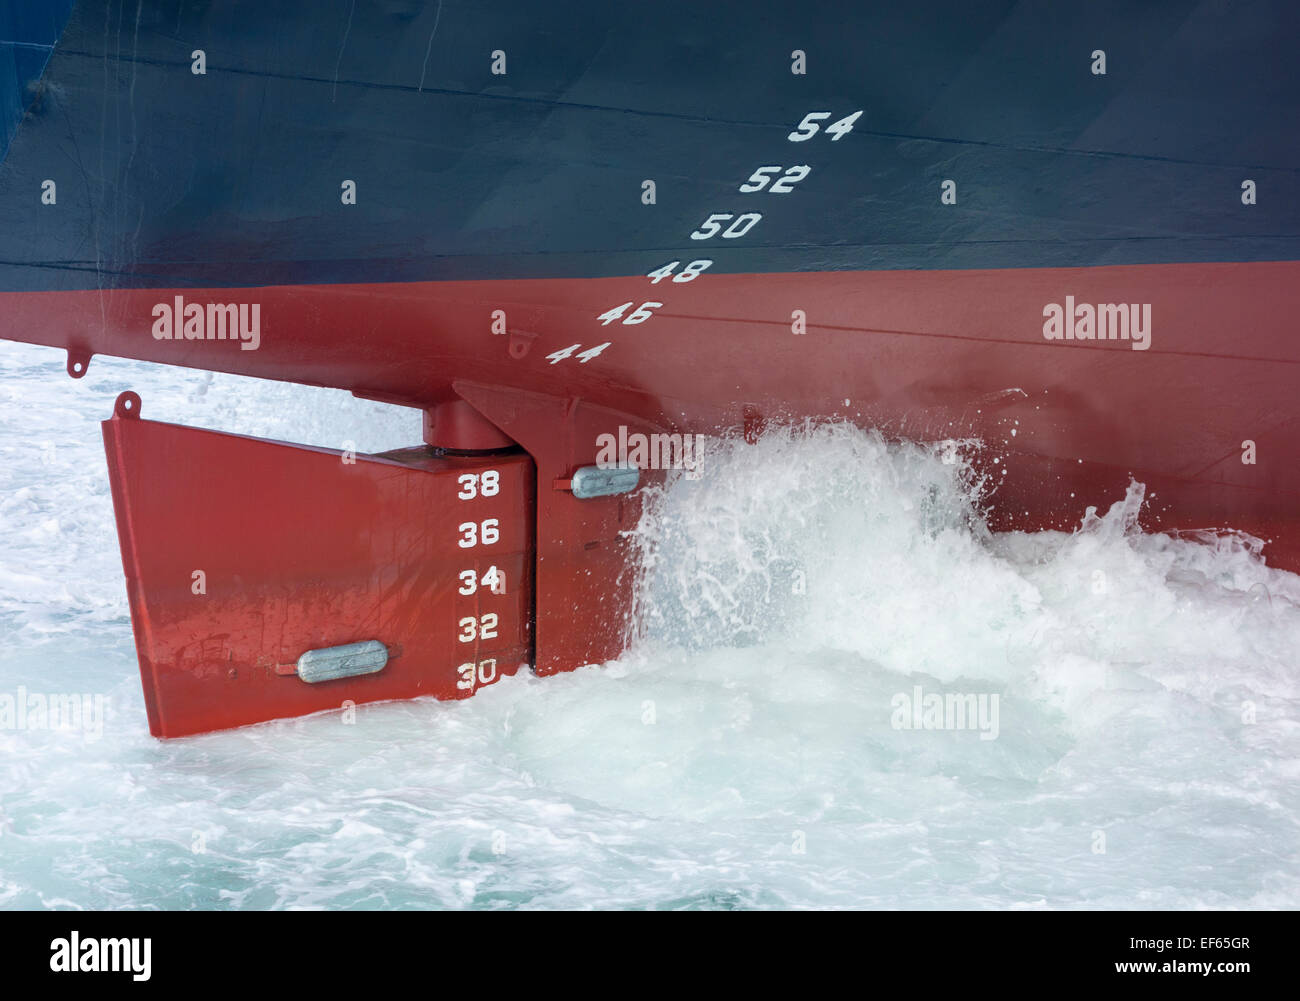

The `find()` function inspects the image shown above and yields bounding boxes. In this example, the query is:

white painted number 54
[787,110,862,142]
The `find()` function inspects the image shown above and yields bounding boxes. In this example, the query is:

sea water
[0,340,1296,909]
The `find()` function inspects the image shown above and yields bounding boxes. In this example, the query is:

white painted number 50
[690,212,762,241]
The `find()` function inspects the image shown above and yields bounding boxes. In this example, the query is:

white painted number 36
[458,519,500,547]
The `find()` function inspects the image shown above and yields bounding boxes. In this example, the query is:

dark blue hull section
[0,0,73,158]
[1,0,1298,290]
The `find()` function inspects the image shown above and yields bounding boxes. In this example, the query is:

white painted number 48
[647,260,711,283]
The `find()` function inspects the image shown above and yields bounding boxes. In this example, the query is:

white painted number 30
[457,658,499,691]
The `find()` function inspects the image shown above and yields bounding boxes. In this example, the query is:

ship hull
[5,258,1297,568]
[2,0,1298,734]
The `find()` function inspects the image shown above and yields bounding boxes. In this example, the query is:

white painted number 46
[597,302,662,325]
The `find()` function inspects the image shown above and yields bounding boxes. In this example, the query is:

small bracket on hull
[113,391,141,419]
[67,348,92,379]
[507,329,537,360]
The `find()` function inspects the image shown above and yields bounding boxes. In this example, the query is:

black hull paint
[1,0,1298,291]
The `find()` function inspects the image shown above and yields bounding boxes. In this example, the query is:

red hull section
[7,258,1299,734]
[7,259,1299,556]
[102,394,535,737]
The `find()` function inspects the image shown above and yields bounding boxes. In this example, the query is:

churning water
[1,340,1297,909]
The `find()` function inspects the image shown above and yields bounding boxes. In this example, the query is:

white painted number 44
[547,342,610,364]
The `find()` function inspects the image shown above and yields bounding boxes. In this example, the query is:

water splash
[1,343,1298,909]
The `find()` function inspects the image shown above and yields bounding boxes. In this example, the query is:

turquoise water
[1,340,1297,909]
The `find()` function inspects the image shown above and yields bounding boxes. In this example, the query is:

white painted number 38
[457,470,500,500]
